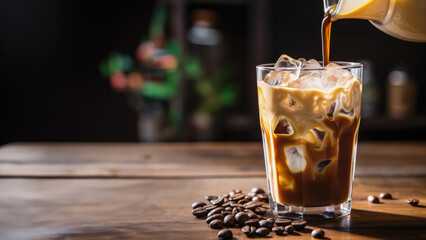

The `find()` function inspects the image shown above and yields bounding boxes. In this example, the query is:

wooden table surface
[0,142,425,240]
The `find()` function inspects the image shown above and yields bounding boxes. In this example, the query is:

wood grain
[0,142,425,177]
[0,177,425,240]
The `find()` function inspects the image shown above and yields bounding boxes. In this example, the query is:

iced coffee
[257,55,362,219]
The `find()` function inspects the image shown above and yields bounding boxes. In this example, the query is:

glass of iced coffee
[256,55,362,219]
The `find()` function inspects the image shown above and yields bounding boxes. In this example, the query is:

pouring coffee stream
[322,0,426,65]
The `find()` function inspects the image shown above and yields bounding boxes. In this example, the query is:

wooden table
[0,142,425,240]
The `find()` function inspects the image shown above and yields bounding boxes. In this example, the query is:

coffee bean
[234,189,242,194]
[208,207,225,217]
[272,226,287,235]
[247,192,257,197]
[380,192,392,199]
[265,218,275,224]
[206,214,224,224]
[232,207,243,215]
[254,207,266,215]
[223,197,229,203]
[229,191,235,196]
[229,193,245,201]
[292,220,307,230]
[252,196,260,201]
[230,203,243,208]
[244,209,255,214]
[204,205,217,212]
[247,212,259,219]
[259,220,273,229]
[235,212,250,226]
[368,195,380,203]
[245,219,259,227]
[222,193,230,198]
[407,198,419,206]
[242,225,255,237]
[275,218,292,226]
[205,195,218,201]
[192,202,207,209]
[210,219,223,229]
[251,187,265,194]
[244,195,252,200]
[258,194,269,202]
[284,225,295,234]
[192,207,208,217]
[243,201,261,210]
[212,197,225,206]
[312,229,325,238]
[257,215,264,220]
[222,201,235,207]
[217,229,233,239]
[238,199,250,204]
[221,211,232,216]
[224,207,232,211]
[255,227,270,236]
[224,215,236,227]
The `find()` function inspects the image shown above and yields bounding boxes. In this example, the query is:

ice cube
[264,71,297,86]
[274,116,293,135]
[303,59,322,68]
[274,54,302,78]
[285,146,307,173]
[323,63,356,90]
[286,72,323,90]
[312,128,326,148]
[316,159,332,173]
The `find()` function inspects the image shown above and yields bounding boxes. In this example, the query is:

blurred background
[1,0,426,145]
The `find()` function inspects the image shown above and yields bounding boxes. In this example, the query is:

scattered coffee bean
[251,187,265,194]
[252,196,260,201]
[229,191,236,196]
[292,220,307,230]
[258,194,269,202]
[245,219,259,227]
[368,195,380,203]
[242,225,254,237]
[312,229,325,238]
[257,215,264,220]
[222,211,232,216]
[259,220,274,229]
[230,203,243,208]
[235,212,250,226]
[275,218,292,226]
[255,227,270,236]
[244,209,255,215]
[222,193,230,198]
[247,192,257,197]
[254,207,266,215]
[272,226,286,235]
[284,225,295,234]
[206,214,224,224]
[206,195,218,201]
[217,229,233,239]
[208,207,225,217]
[265,218,275,224]
[223,198,229,203]
[212,197,225,206]
[232,207,243,215]
[192,207,208,217]
[380,192,392,199]
[229,193,245,201]
[234,189,242,193]
[244,195,252,200]
[204,205,217,212]
[243,202,260,210]
[407,198,419,206]
[224,206,232,211]
[238,199,250,204]
[247,212,259,219]
[210,219,224,229]
[222,201,234,207]
[192,202,207,209]
[224,215,236,227]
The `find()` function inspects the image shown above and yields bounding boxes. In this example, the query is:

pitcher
[324,0,426,42]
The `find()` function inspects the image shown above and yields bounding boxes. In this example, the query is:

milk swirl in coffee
[257,55,361,207]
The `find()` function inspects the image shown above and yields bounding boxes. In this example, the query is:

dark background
[1,0,426,145]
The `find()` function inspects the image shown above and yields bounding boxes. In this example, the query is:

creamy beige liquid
[258,72,361,207]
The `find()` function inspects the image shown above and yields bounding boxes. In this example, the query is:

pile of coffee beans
[191,187,325,239]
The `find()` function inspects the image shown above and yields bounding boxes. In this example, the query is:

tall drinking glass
[256,62,362,219]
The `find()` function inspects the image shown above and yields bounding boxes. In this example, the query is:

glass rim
[256,61,363,71]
